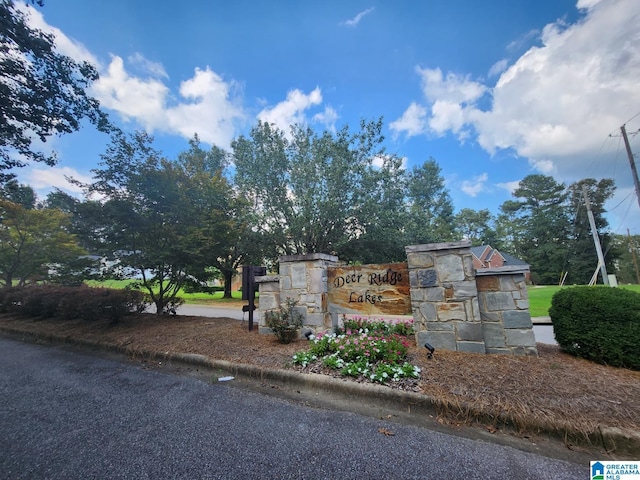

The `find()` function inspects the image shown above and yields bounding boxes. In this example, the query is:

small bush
[549,286,640,370]
[265,298,304,344]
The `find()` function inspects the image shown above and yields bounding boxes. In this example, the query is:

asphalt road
[0,337,587,479]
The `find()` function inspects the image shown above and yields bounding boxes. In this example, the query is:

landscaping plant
[265,298,304,344]
[550,286,640,370]
[293,317,420,384]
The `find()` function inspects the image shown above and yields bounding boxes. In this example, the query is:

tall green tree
[339,153,408,263]
[612,233,640,284]
[0,198,87,287]
[453,208,499,247]
[405,159,455,245]
[175,135,258,298]
[498,174,570,284]
[232,119,405,263]
[81,131,231,314]
[0,179,35,208]
[0,0,110,182]
[565,178,616,284]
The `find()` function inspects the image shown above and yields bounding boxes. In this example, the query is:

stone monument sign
[327,263,411,316]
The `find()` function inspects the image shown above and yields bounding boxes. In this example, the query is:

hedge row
[549,286,640,370]
[0,285,146,324]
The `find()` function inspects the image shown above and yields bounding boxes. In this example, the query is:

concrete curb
[1,325,638,456]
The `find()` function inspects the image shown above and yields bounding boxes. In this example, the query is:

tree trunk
[223,270,233,299]
[154,299,165,315]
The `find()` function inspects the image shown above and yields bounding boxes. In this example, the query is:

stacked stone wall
[255,242,537,356]
[405,242,484,353]
[476,268,537,355]
[257,253,338,334]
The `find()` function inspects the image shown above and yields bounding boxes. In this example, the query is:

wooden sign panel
[327,263,411,316]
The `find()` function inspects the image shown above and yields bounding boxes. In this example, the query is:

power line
[611,194,635,235]
[623,111,640,126]
[608,190,634,212]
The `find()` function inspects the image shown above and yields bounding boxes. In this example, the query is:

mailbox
[241,266,266,300]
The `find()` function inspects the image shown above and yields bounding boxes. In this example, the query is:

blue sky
[16,0,640,234]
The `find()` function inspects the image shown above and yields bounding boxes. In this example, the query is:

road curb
[1,325,638,456]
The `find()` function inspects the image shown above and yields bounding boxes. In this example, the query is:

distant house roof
[470,245,529,269]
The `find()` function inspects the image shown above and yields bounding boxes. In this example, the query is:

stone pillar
[255,275,279,328]
[258,253,338,333]
[476,267,538,356]
[406,241,484,353]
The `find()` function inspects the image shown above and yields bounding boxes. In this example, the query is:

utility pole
[583,185,609,285]
[621,124,640,209]
[628,228,640,284]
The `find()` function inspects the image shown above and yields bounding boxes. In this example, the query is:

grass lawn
[86,279,247,304]
[527,284,640,317]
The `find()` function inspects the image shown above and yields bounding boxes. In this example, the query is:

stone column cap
[279,253,339,263]
[474,265,530,276]
[405,240,471,253]
[255,275,280,283]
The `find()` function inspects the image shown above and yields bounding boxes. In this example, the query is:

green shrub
[0,285,146,324]
[549,286,640,370]
[0,287,22,313]
[265,298,304,344]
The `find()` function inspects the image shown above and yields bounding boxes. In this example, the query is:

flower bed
[292,317,420,385]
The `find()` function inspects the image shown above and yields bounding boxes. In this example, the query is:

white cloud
[488,59,509,77]
[22,8,246,149]
[127,52,168,79]
[312,106,339,132]
[429,100,465,136]
[577,0,604,10]
[461,173,488,197]
[391,68,485,139]
[92,55,169,129]
[257,87,323,137]
[475,0,640,171]
[390,102,427,138]
[27,166,92,196]
[496,181,521,194]
[343,7,375,27]
[417,67,487,104]
[506,29,541,53]
[528,158,556,174]
[165,67,245,147]
[93,57,245,148]
[19,2,99,66]
[393,0,640,193]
